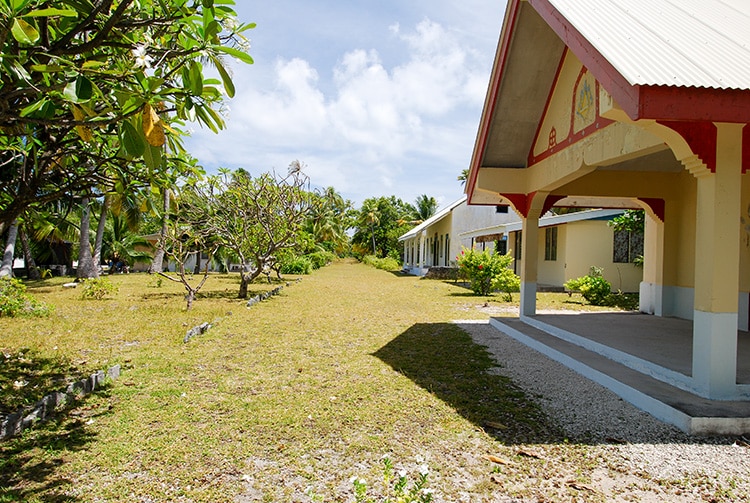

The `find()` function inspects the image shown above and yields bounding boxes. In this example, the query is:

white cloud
[184,14,496,206]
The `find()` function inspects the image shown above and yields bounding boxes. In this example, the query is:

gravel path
[456,319,750,502]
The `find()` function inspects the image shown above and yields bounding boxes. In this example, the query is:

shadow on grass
[373,322,565,445]
[1,350,114,501]
[0,413,101,502]
[0,350,85,416]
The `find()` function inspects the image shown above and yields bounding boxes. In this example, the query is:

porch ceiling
[480,2,565,169]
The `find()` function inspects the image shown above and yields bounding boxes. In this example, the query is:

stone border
[1,364,121,440]
[245,278,301,308]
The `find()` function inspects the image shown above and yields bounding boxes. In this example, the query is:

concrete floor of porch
[490,312,750,435]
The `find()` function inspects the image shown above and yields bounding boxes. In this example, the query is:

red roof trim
[467,0,521,203]
[639,86,750,123]
[527,0,641,119]
[527,0,750,122]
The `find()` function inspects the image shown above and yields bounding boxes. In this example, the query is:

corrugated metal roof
[548,0,750,89]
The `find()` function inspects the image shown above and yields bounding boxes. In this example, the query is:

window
[613,229,644,263]
[495,238,507,255]
[514,231,522,261]
[495,205,509,213]
[544,227,557,261]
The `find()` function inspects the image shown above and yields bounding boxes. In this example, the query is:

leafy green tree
[180,162,312,298]
[305,186,353,255]
[0,0,254,232]
[609,209,645,233]
[352,196,415,259]
[457,168,469,186]
[102,212,153,271]
[413,194,438,222]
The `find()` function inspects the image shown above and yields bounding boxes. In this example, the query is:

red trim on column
[502,193,532,217]
[638,198,665,222]
[657,121,717,173]
[501,193,564,218]
[542,195,566,216]
[743,124,750,174]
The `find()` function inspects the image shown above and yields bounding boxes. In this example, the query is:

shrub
[362,255,401,271]
[564,266,611,305]
[279,256,313,275]
[456,247,520,299]
[307,250,336,269]
[80,278,118,300]
[0,277,53,317]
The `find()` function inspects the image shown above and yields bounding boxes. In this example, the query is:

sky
[183,0,509,210]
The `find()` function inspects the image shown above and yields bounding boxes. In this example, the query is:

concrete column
[640,210,665,316]
[691,123,742,399]
[418,232,425,270]
[520,215,540,317]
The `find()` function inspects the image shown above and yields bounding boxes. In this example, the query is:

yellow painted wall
[425,215,453,266]
[538,225,567,286]
[533,51,579,158]
[509,219,642,292]
[564,220,640,292]
[740,173,750,292]
[665,173,697,289]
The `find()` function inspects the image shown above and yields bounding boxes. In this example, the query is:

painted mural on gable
[529,49,611,166]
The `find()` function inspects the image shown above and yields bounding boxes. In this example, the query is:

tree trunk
[92,195,111,273]
[193,250,201,275]
[20,227,40,280]
[77,198,99,279]
[0,219,19,277]
[238,272,249,298]
[370,224,376,255]
[185,290,195,310]
[149,188,170,274]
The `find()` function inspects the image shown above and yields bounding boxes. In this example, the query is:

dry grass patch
[1,261,740,502]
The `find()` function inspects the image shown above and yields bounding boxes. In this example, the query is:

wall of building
[452,203,521,259]
[510,219,642,292]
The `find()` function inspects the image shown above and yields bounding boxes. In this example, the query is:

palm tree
[358,199,380,255]
[458,168,469,186]
[102,213,154,271]
[414,194,438,222]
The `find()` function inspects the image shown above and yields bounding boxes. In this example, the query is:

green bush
[307,251,335,269]
[456,247,520,299]
[80,277,118,300]
[564,266,611,305]
[362,255,401,271]
[0,277,53,317]
[280,256,313,275]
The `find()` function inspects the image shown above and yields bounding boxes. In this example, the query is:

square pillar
[691,123,742,399]
[520,216,540,317]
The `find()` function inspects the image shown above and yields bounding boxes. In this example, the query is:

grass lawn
[0,261,666,501]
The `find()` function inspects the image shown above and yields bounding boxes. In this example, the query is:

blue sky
[184,0,508,209]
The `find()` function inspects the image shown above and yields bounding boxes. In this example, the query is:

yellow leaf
[142,103,165,147]
[483,455,513,466]
[72,105,93,142]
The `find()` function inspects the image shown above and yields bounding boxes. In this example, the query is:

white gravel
[456,319,750,500]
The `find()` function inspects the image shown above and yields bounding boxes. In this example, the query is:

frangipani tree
[178,161,312,298]
[0,0,254,232]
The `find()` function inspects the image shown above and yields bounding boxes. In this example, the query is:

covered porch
[490,312,750,435]
[465,0,750,433]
